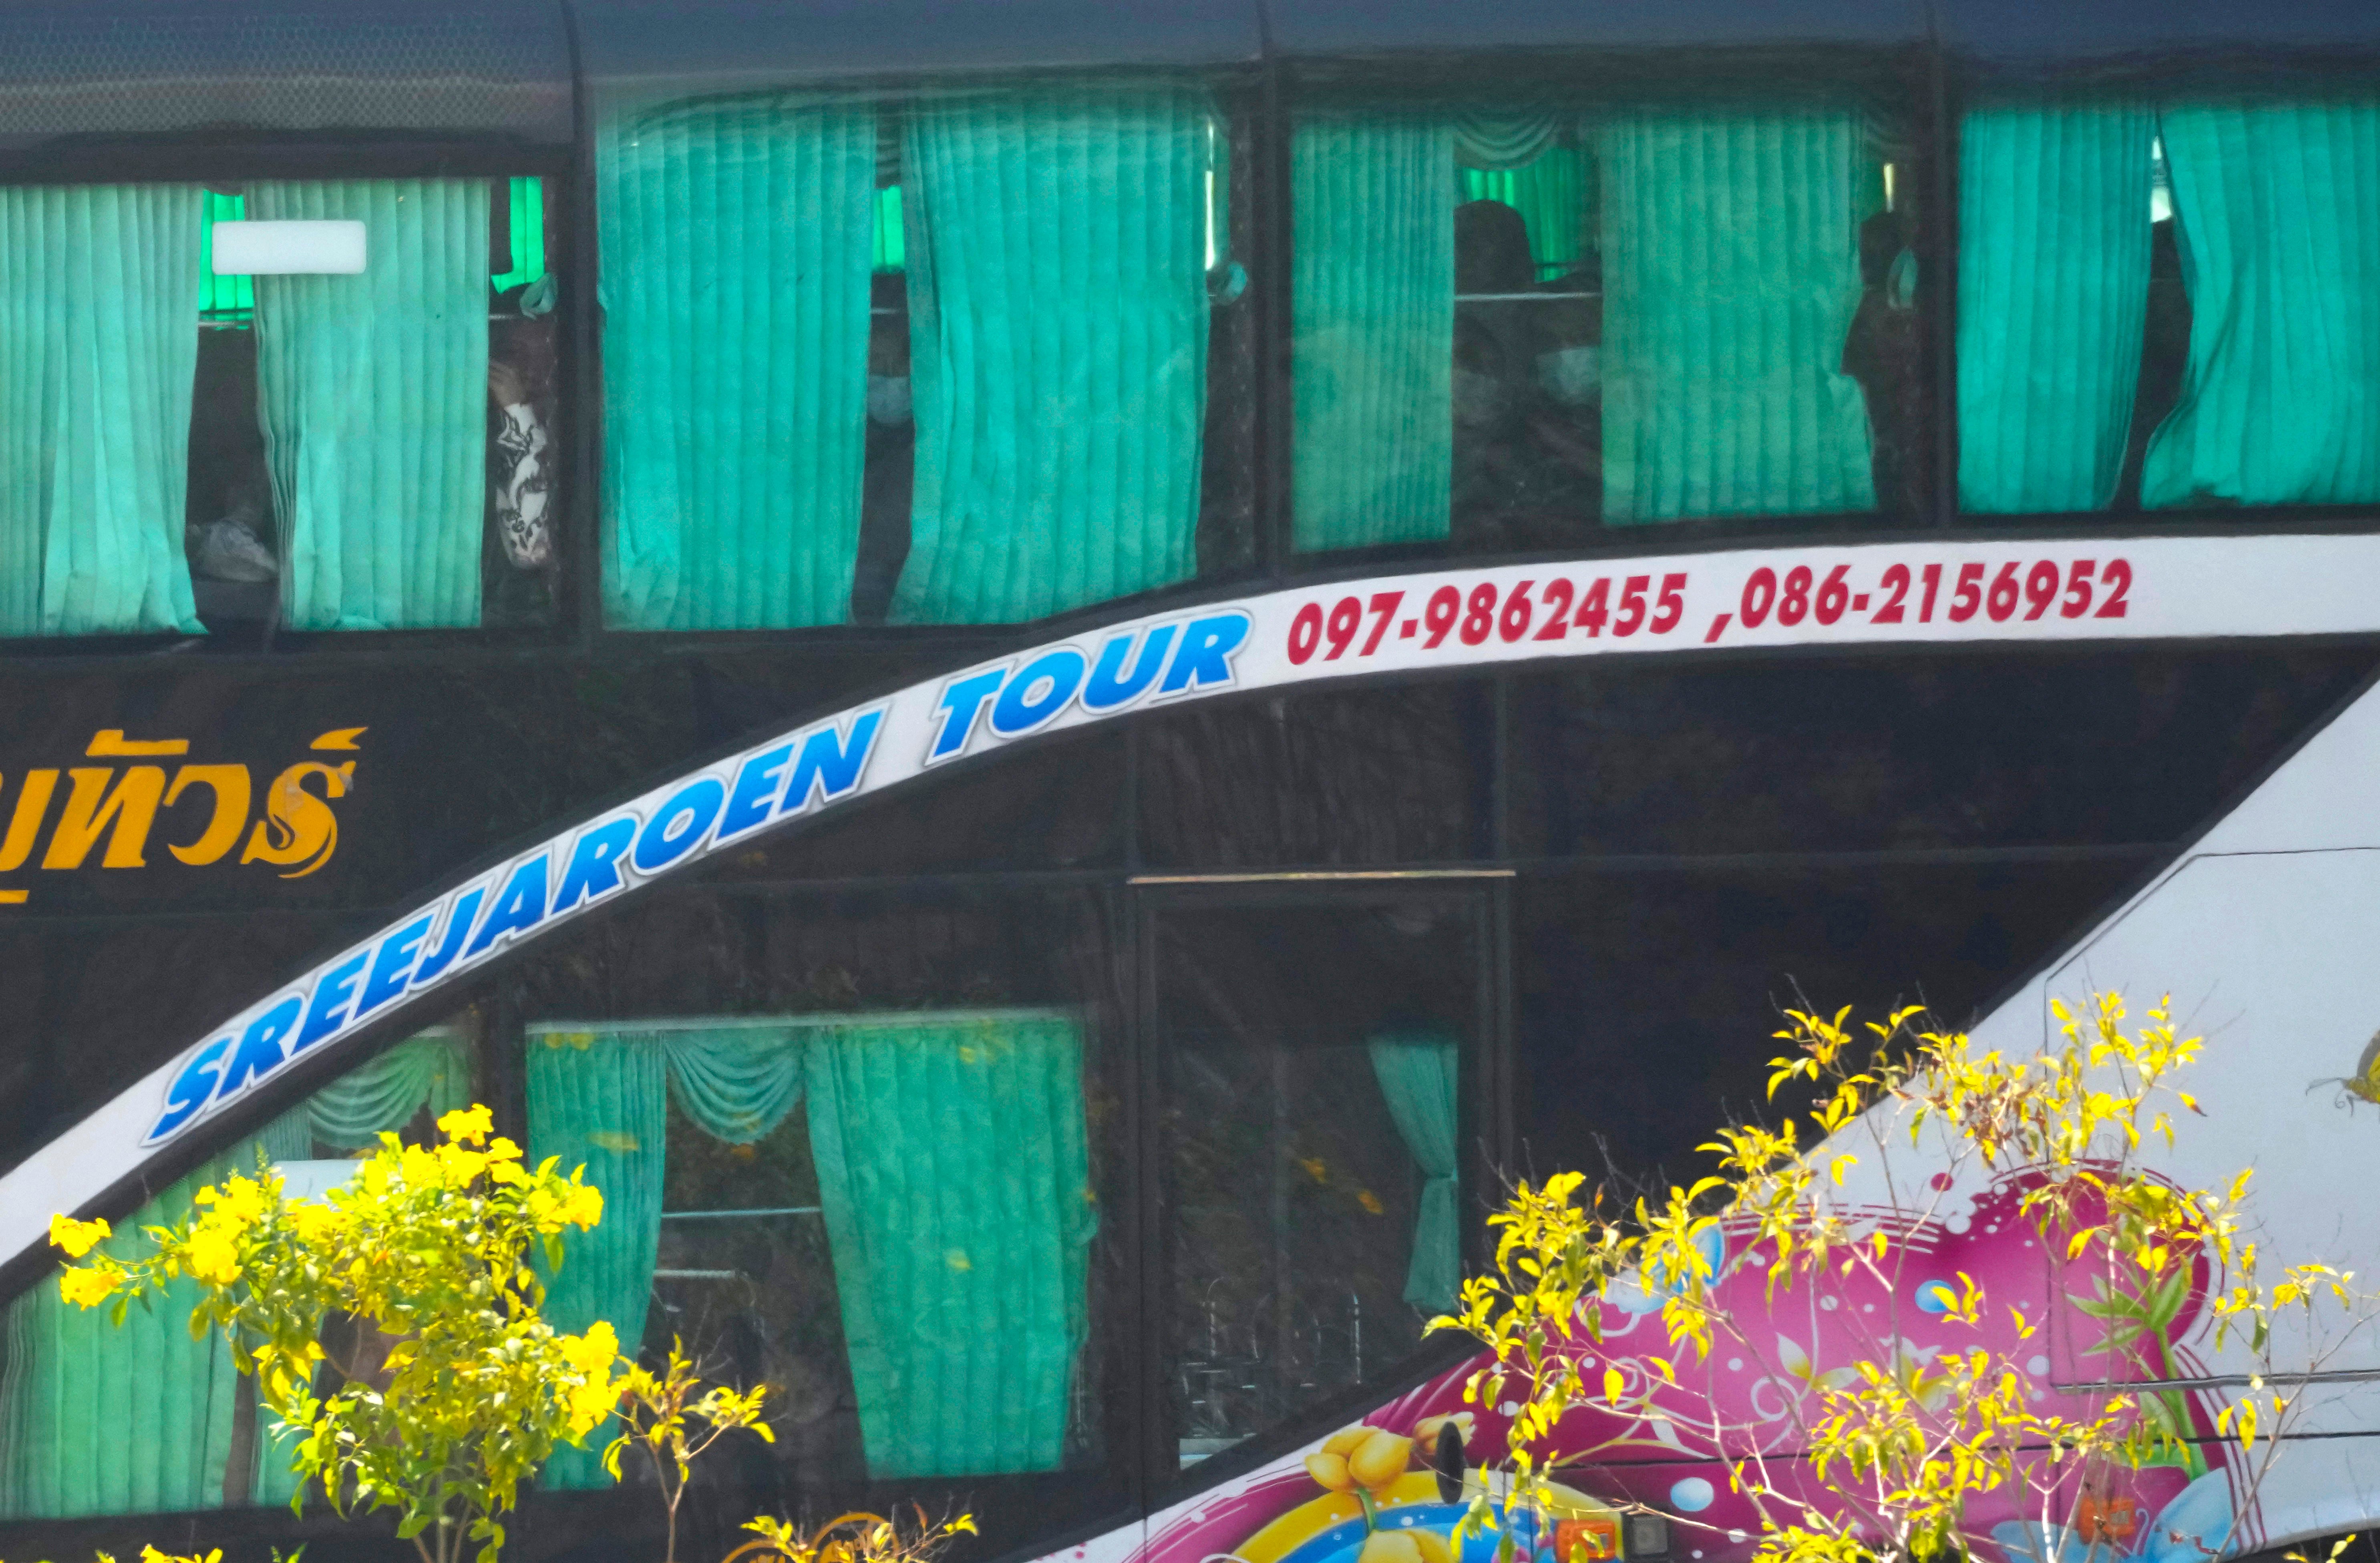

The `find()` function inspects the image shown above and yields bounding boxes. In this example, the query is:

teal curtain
[302,1029,470,1152]
[252,179,487,630]
[1367,1031,1461,1314]
[656,1023,807,1143]
[892,85,1213,624]
[803,1011,1095,1478]
[1957,103,2155,514]
[1461,149,1590,277]
[598,96,877,629]
[0,1120,300,1519]
[1599,105,1876,522]
[0,184,204,638]
[1292,115,1455,551]
[524,1030,669,1490]
[2143,97,2380,508]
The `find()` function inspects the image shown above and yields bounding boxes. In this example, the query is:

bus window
[1957,89,2380,517]
[598,76,1251,632]
[507,885,1133,1555]
[0,175,560,642]
[0,1017,485,1518]
[1153,893,1485,1473]
[1290,84,1924,557]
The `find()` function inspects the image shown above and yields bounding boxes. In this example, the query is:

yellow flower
[59,1265,119,1308]
[438,1103,495,1146]
[438,1145,490,1187]
[399,1143,443,1189]
[48,1213,111,1258]
[184,1223,243,1286]
[208,1175,269,1226]
[489,1159,527,1186]
[487,1135,523,1163]
[560,1319,620,1373]
[560,1183,604,1230]
[289,1201,343,1246]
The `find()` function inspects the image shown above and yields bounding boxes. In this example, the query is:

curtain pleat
[1366,1031,1461,1314]
[301,1029,470,1151]
[2143,97,2380,508]
[891,85,1211,624]
[524,1031,669,1491]
[1599,105,1875,522]
[1957,102,2155,514]
[1291,115,1456,551]
[1453,106,1563,171]
[0,1147,272,1518]
[598,97,876,630]
[0,184,203,638]
[802,1011,1094,1478]
[656,1024,808,1144]
[252,180,487,629]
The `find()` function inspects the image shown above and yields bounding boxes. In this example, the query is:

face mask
[1536,346,1601,407]
[1453,368,1505,430]
[867,374,912,426]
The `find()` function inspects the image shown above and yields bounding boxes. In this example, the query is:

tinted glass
[1513,861,2140,1194]
[1154,894,1484,1472]
[1139,682,1495,868]
[1290,64,1928,559]
[1956,83,2380,517]
[2,176,560,643]
[1507,647,2378,858]
[596,72,1254,632]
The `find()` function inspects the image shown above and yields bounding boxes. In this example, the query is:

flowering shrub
[50,1105,619,1563]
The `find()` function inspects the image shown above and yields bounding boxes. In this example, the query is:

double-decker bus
[3,1,2380,1562]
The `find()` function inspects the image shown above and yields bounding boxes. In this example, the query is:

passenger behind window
[1842,208,1924,521]
[486,299,560,628]
[1294,97,1897,558]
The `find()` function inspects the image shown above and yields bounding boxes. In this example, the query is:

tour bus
[4,0,2380,1561]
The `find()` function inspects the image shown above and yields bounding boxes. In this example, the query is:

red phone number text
[1281,558,2133,665]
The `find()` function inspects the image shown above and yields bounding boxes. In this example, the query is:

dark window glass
[1507,648,2378,859]
[1153,892,1486,1473]
[1514,862,2139,1192]
[1957,85,2380,516]
[1138,682,1495,868]
[2,175,561,643]
[598,73,1253,632]
[1291,68,1927,558]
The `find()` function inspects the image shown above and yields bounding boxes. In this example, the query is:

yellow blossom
[439,1145,490,1186]
[49,1213,111,1258]
[438,1103,494,1145]
[559,1183,604,1230]
[184,1223,243,1286]
[289,1201,343,1246]
[59,1265,119,1308]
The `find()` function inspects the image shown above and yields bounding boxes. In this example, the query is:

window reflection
[1156,897,1480,1470]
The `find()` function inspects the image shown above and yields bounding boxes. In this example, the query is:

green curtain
[302,1029,470,1152]
[1367,1031,1461,1314]
[1599,105,1875,522]
[0,184,204,638]
[1957,103,2155,514]
[0,1117,302,1520]
[2142,97,2380,508]
[803,1011,1095,1478]
[657,1022,808,1144]
[1460,141,1590,278]
[892,85,1212,624]
[524,1030,669,1490]
[598,96,877,629]
[252,179,486,630]
[1292,114,1455,551]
